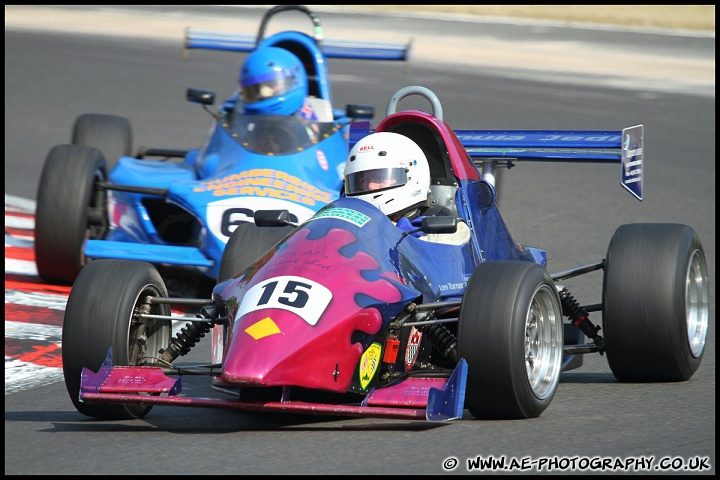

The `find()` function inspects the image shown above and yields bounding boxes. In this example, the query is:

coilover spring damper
[558,287,605,351]
[161,320,212,363]
[422,313,458,363]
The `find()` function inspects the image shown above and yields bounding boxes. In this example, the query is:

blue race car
[61,85,708,422]
[33,5,410,288]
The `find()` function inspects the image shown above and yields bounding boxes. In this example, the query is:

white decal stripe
[5,199,66,395]
[5,321,62,341]
[4,194,36,213]
[7,233,34,242]
[5,290,68,310]
[4,258,38,276]
[5,358,63,395]
[4,215,35,230]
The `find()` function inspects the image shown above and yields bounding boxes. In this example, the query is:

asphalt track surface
[5,5,716,475]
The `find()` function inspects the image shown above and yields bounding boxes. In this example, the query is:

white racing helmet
[344,132,431,218]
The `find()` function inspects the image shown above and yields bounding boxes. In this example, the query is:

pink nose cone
[221,307,383,392]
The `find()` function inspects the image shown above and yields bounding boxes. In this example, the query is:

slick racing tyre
[72,113,132,171]
[602,223,709,382]
[458,261,564,420]
[217,221,294,282]
[34,144,109,285]
[62,260,173,420]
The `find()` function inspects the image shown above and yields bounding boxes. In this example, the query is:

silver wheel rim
[127,283,172,366]
[525,285,563,400]
[686,250,709,358]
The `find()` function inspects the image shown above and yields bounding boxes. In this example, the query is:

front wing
[79,350,468,422]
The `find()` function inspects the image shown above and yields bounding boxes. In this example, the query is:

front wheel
[34,144,108,285]
[218,222,294,282]
[602,223,709,382]
[458,261,564,420]
[62,260,173,420]
[72,113,132,171]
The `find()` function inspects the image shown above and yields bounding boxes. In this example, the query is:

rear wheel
[34,144,108,285]
[218,222,294,282]
[72,113,132,171]
[458,261,564,419]
[62,260,173,420]
[603,223,709,382]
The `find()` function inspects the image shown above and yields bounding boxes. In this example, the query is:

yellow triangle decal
[245,317,281,340]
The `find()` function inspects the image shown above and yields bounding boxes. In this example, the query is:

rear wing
[350,123,643,201]
[352,86,643,201]
[183,5,411,103]
[184,5,411,61]
[457,125,644,200]
[185,29,412,62]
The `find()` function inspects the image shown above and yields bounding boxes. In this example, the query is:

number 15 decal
[235,276,332,326]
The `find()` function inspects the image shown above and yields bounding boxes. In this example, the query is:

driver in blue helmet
[234,46,333,153]
[239,46,330,121]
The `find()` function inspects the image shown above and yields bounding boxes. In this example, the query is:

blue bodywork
[83,10,412,281]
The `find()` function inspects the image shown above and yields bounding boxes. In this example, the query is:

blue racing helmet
[239,46,308,116]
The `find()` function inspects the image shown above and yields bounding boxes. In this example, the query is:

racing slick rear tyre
[34,144,109,285]
[72,113,132,171]
[62,260,173,420]
[217,221,294,282]
[458,261,564,420]
[602,223,709,382]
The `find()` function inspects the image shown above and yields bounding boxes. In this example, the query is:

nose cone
[221,307,384,392]
[218,222,410,392]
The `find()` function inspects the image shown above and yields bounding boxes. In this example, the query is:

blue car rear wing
[184,28,412,62]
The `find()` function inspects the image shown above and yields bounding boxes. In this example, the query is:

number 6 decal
[235,276,332,326]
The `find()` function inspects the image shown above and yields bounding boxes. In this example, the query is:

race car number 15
[235,275,332,326]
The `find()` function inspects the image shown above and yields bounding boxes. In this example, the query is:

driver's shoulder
[420,220,471,246]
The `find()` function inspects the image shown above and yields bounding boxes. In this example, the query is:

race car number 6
[235,275,332,326]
